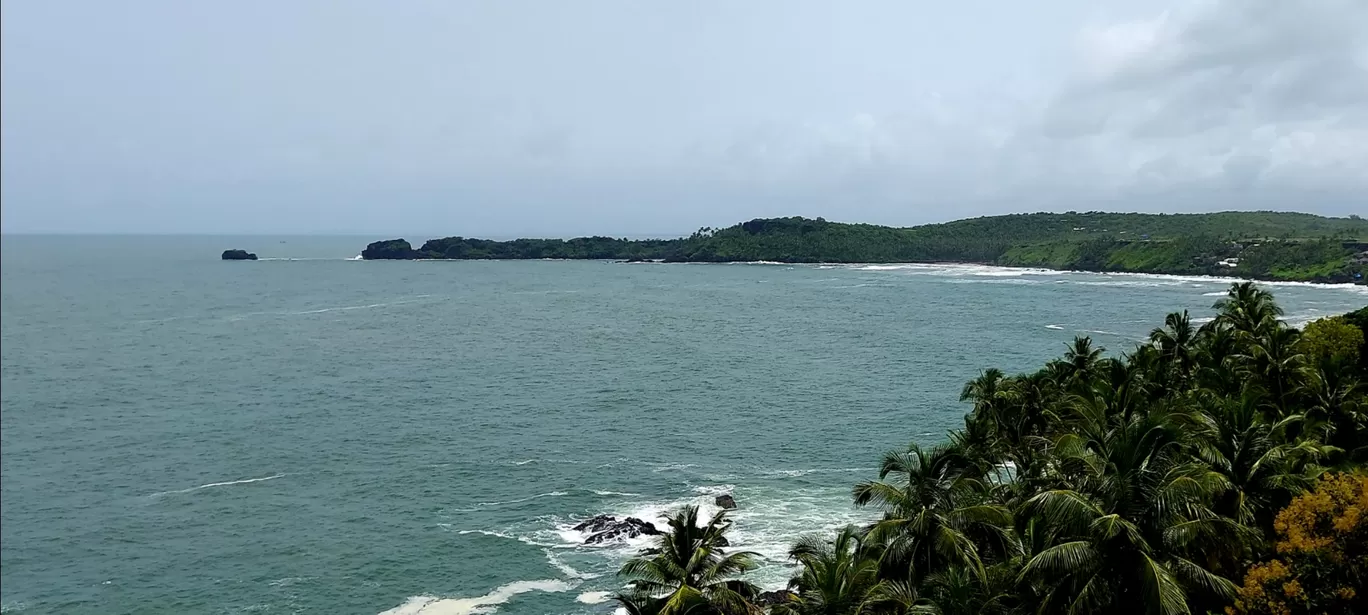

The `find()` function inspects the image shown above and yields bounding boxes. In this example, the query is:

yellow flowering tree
[1229,473,1367,615]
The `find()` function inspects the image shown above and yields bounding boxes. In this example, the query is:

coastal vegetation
[360,212,1368,283]
[615,285,1368,615]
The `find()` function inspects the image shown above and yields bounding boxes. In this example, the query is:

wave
[447,491,568,511]
[840,263,1368,293]
[1045,324,1064,330]
[543,549,593,579]
[576,591,612,604]
[591,490,642,497]
[758,468,873,478]
[850,263,1057,277]
[151,473,283,496]
[376,580,576,615]
[284,296,432,315]
[455,529,559,548]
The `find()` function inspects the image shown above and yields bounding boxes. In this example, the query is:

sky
[2,0,1366,236]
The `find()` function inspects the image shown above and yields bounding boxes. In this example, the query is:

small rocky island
[221,249,258,261]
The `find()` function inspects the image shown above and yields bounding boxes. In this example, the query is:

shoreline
[355,256,1368,289]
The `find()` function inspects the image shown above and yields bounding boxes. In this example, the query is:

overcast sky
[2,0,1365,235]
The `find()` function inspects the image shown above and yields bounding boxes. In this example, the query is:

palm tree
[1018,407,1239,615]
[775,525,880,615]
[1150,311,1199,387]
[1212,282,1283,339]
[852,444,1016,584]
[614,505,761,615]
[1301,354,1366,460]
[1191,392,1318,536]
[1049,337,1105,389]
[1238,325,1305,416]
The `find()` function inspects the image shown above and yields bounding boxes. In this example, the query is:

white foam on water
[1202,291,1228,296]
[591,490,642,497]
[544,549,593,579]
[449,492,569,511]
[550,484,874,590]
[285,298,431,315]
[457,529,516,540]
[376,580,575,615]
[456,529,560,548]
[691,484,735,496]
[151,473,284,496]
[759,468,873,478]
[651,463,697,472]
[841,263,1368,295]
[851,264,1055,277]
[576,591,612,604]
[1045,324,1065,330]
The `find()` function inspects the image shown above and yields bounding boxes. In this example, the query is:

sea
[2,235,1365,615]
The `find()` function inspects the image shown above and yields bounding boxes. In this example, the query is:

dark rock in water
[755,590,797,606]
[715,494,738,509]
[361,239,418,260]
[714,535,729,547]
[582,516,661,544]
[572,514,621,534]
[221,249,258,260]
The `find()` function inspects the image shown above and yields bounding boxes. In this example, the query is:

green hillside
[361,211,1368,283]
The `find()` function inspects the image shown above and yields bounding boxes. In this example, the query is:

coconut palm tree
[1213,282,1283,340]
[852,444,1016,584]
[774,525,880,615]
[1018,406,1238,615]
[614,505,761,615]
[1238,325,1306,416]
[1150,311,1199,387]
[1049,337,1106,390]
[1190,392,1319,538]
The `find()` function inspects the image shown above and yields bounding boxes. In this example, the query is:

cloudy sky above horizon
[2,0,1366,235]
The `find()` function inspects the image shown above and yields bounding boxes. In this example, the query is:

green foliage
[633,287,1367,615]
[360,212,1368,282]
[1299,317,1364,364]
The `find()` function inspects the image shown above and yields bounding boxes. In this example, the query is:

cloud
[676,0,1368,217]
[1025,0,1368,205]
[2,0,1363,233]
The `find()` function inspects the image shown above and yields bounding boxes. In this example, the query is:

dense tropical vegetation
[361,212,1368,283]
[615,286,1368,614]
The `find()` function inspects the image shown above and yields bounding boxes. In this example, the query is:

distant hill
[361,211,1368,283]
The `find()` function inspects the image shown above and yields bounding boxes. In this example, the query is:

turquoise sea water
[3,236,1365,615]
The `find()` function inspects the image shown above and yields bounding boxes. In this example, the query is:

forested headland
[611,290,1368,615]
[360,211,1368,284]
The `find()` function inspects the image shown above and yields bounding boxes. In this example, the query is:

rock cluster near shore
[573,515,661,544]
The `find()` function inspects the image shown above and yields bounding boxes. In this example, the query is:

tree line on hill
[360,213,1368,283]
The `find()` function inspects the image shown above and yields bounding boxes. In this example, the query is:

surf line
[150,473,285,497]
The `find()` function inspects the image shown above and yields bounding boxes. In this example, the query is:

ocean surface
[3,235,1365,615]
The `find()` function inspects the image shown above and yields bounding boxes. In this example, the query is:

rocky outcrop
[221,249,258,260]
[361,239,418,260]
[574,515,661,544]
[715,494,738,509]
[754,590,797,607]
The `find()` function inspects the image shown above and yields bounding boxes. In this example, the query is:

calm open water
[3,235,1365,615]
